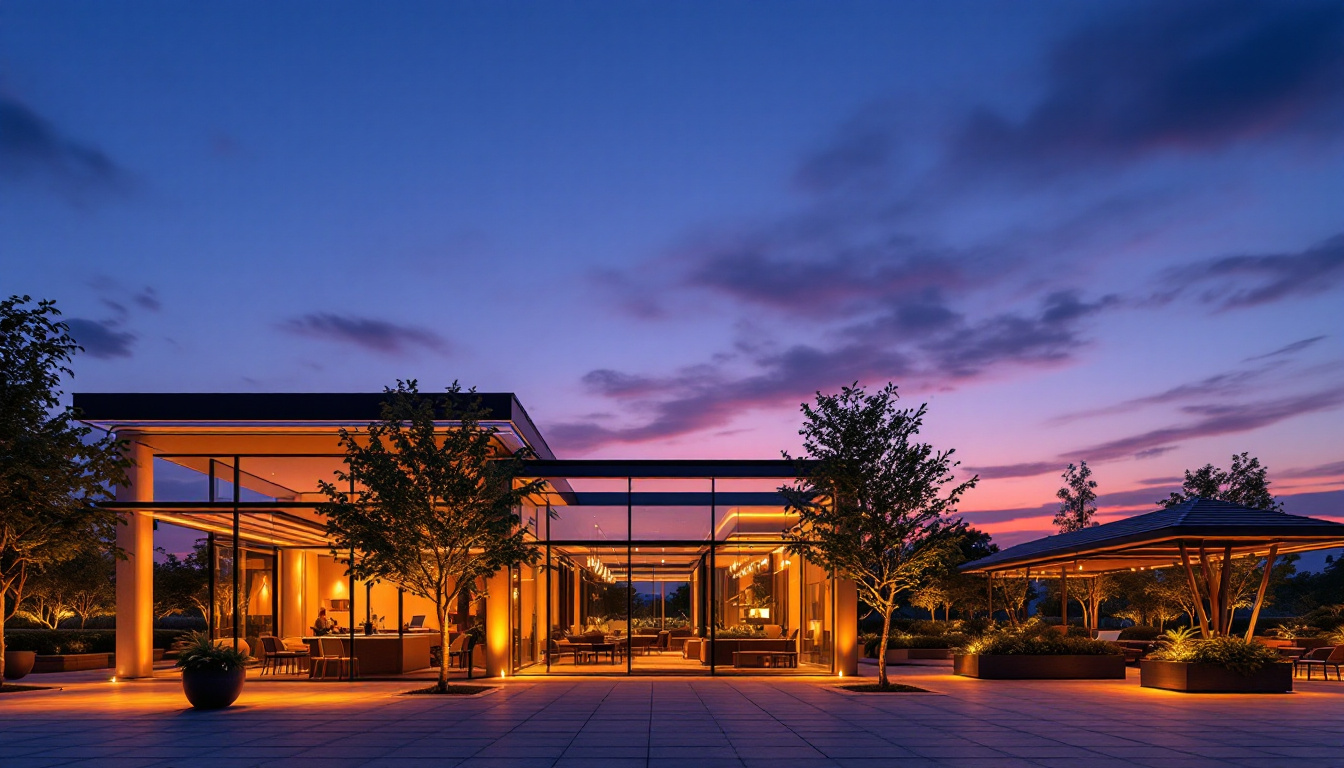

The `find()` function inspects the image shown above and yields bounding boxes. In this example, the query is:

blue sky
[4,1,1344,552]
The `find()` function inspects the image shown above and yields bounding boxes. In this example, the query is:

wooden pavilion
[960,497,1344,639]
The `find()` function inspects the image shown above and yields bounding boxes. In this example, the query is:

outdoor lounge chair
[1095,630,1122,642]
[1295,646,1344,680]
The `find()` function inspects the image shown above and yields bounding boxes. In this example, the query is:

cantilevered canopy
[960,498,1344,577]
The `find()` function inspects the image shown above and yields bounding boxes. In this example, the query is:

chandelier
[587,554,617,584]
[728,556,770,579]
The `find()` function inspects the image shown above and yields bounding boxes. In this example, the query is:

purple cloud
[1079,388,1344,462]
[948,1,1344,180]
[66,318,135,359]
[1,94,126,193]
[280,313,450,357]
[1281,460,1344,479]
[1160,233,1344,309]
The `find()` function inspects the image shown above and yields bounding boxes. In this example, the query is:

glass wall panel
[801,556,834,671]
[547,504,628,542]
[629,546,706,674]
[713,505,798,542]
[631,479,711,540]
[541,544,629,674]
[512,560,541,671]
[212,541,236,641]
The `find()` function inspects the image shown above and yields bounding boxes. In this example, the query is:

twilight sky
[4,1,1344,552]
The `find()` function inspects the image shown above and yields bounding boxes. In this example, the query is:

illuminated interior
[77,392,857,679]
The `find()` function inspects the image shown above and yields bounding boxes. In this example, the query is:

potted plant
[1140,628,1291,693]
[175,631,248,709]
[953,622,1125,679]
[3,650,37,680]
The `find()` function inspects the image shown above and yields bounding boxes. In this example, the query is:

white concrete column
[485,569,511,677]
[115,438,155,679]
[835,577,859,677]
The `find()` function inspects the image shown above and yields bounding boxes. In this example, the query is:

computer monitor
[409,615,426,628]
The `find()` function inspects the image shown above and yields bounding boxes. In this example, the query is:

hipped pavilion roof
[960,497,1344,577]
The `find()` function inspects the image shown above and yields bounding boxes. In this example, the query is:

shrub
[1270,621,1316,640]
[1119,625,1162,641]
[174,631,248,672]
[863,633,968,656]
[3,629,190,654]
[959,620,1120,656]
[1147,629,1285,676]
[961,633,1121,656]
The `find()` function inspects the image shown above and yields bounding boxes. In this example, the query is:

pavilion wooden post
[1023,567,1030,625]
[986,572,993,620]
[1178,542,1211,639]
[1060,565,1067,631]
[1197,544,1222,636]
[1216,544,1234,635]
[1245,544,1279,641]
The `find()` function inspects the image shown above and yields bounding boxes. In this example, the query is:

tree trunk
[0,589,7,683]
[876,606,893,688]
[437,605,450,693]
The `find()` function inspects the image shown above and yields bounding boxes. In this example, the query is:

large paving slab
[2,664,1341,767]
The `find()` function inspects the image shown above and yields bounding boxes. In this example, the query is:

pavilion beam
[1245,544,1278,641]
[1216,544,1234,635]
[1178,542,1211,639]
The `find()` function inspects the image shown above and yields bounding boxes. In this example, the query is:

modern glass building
[76,393,858,679]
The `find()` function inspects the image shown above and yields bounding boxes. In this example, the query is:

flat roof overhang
[961,497,1344,576]
[73,392,557,460]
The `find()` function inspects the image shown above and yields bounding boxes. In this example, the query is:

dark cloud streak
[280,313,450,357]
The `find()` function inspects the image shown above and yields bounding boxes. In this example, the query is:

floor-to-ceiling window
[524,468,834,676]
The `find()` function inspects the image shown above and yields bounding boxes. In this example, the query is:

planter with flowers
[175,632,248,709]
[1140,628,1292,693]
[953,623,1125,679]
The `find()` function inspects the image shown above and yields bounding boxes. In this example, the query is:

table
[302,634,441,676]
[733,650,798,668]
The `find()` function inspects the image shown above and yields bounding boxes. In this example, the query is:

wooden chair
[259,636,306,676]
[1296,646,1344,680]
[311,637,358,679]
[445,634,469,669]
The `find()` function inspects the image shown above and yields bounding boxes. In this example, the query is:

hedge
[3,629,191,655]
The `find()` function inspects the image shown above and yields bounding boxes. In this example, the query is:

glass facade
[513,473,836,676]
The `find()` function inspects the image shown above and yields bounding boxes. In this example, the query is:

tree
[316,381,545,692]
[1161,452,1281,511]
[781,383,976,688]
[915,527,997,621]
[1054,461,1098,533]
[154,541,210,620]
[20,544,115,628]
[1,296,128,682]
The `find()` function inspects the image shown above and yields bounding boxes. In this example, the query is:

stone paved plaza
[2,664,1342,768]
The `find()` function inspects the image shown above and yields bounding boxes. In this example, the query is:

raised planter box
[953,653,1125,679]
[1139,660,1293,693]
[34,653,113,673]
[883,648,953,663]
[30,648,166,674]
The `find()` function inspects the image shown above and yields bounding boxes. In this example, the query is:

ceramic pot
[181,667,246,709]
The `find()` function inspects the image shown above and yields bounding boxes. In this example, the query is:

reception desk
[304,633,441,676]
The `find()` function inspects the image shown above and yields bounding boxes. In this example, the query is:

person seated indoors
[313,607,340,636]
